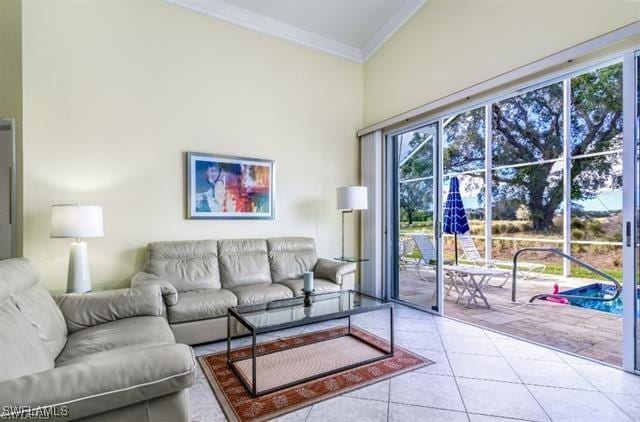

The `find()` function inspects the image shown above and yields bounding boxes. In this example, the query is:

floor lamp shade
[51,205,104,293]
[336,186,367,260]
[336,186,368,210]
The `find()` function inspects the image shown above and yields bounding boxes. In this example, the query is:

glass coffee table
[226,290,393,397]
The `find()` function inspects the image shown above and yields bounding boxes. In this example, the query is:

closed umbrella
[443,176,470,265]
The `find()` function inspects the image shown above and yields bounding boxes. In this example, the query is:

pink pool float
[545,283,569,304]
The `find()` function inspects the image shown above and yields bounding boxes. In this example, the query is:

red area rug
[198,326,432,422]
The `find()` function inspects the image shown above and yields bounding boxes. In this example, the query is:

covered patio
[398,269,623,366]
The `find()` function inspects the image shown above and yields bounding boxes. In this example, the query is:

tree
[444,62,622,232]
[399,131,434,225]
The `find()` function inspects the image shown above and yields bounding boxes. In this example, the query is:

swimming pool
[559,283,640,317]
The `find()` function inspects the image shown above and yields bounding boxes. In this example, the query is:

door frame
[622,51,638,374]
[0,117,16,259]
[384,119,443,315]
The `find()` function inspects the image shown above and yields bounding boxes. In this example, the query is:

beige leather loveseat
[0,258,195,422]
[132,237,356,345]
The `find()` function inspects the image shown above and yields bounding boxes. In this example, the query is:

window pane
[492,163,563,237]
[570,62,623,155]
[570,244,622,281]
[570,153,622,242]
[491,238,564,269]
[492,82,564,167]
[400,179,434,228]
[398,126,436,181]
[443,107,485,174]
[443,173,485,263]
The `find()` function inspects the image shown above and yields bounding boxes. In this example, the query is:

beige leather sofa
[0,258,195,422]
[132,237,356,345]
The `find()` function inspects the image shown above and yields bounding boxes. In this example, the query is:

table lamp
[50,204,104,293]
[336,186,367,260]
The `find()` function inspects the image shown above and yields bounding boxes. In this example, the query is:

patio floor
[398,268,623,366]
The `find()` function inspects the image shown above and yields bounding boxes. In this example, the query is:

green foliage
[442,62,622,232]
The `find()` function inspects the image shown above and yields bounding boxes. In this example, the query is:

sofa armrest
[55,284,163,333]
[0,343,195,421]
[314,258,356,285]
[131,271,178,306]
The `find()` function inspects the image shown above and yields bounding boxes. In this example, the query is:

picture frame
[186,152,275,220]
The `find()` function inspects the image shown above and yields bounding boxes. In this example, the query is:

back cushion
[0,281,54,382]
[12,285,68,359]
[218,239,271,288]
[0,258,68,359]
[267,237,318,283]
[144,240,221,292]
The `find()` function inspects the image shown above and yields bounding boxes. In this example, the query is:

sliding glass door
[387,122,441,312]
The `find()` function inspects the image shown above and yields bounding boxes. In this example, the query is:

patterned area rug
[198,326,433,422]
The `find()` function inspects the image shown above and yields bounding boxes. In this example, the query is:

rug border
[197,326,433,422]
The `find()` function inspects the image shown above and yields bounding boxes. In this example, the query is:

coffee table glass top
[229,290,388,330]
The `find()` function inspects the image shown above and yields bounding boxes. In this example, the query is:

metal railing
[511,247,622,304]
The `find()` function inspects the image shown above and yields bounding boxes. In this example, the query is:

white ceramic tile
[436,319,488,337]
[605,392,640,421]
[344,379,389,402]
[272,406,313,421]
[456,378,549,421]
[396,318,440,334]
[412,348,454,376]
[441,334,501,356]
[447,352,520,383]
[306,396,388,422]
[388,403,468,422]
[389,372,465,411]
[572,364,640,396]
[507,357,595,390]
[489,337,563,362]
[395,330,444,351]
[529,385,632,422]
[468,414,529,422]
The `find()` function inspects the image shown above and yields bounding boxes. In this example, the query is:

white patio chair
[411,234,438,281]
[458,232,545,284]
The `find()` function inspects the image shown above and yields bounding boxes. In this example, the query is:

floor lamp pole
[341,210,353,259]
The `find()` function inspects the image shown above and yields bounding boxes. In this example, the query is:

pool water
[559,283,640,317]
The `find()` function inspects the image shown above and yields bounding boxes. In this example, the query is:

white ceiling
[168,0,426,63]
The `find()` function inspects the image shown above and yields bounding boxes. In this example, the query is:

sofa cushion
[0,282,54,382]
[267,237,318,283]
[230,283,293,305]
[0,343,195,421]
[12,284,67,359]
[55,316,175,366]
[277,278,340,297]
[0,257,39,294]
[144,240,221,292]
[167,288,237,324]
[218,239,271,288]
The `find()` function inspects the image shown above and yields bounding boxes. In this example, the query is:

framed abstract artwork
[186,152,275,220]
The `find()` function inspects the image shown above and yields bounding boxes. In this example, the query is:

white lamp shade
[337,186,368,210]
[51,205,104,238]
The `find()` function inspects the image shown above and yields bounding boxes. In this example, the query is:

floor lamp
[336,186,368,260]
[51,204,104,293]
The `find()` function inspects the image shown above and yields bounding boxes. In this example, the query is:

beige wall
[364,0,640,126]
[0,0,22,256]
[22,0,363,290]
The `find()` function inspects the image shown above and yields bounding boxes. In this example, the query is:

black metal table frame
[226,292,394,397]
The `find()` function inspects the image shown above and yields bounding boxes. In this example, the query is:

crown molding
[167,0,364,62]
[361,0,426,62]
[167,0,427,64]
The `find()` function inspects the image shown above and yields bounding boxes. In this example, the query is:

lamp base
[67,242,92,293]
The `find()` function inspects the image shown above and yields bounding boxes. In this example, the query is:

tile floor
[189,305,640,422]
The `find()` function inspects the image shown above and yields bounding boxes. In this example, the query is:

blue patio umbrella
[443,176,470,264]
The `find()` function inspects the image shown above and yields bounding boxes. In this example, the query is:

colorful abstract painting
[187,152,275,219]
